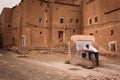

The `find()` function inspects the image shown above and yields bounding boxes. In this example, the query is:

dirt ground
[0,49,120,80]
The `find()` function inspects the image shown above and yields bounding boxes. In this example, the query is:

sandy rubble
[0,49,120,80]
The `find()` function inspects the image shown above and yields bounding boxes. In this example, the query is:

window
[89,33,93,35]
[58,31,63,42]
[60,18,64,23]
[94,17,98,23]
[46,20,48,23]
[47,3,50,7]
[8,25,11,28]
[70,18,73,23]
[73,29,75,33]
[110,30,114,36]
[109,42,116,52]
[88,18,92,25]
[76,19,79,23]
[39,32,42,35]
[39,18,42,23]
[34,25,37,28]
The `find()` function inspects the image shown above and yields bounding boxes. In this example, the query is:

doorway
[109,42,117,52]
[58,31,63,42]
[110,43,116,52]
[22,35,26,46]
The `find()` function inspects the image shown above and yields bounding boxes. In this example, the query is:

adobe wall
[83,0,120,52]
[51,3,82,47]
[0,8,12,46]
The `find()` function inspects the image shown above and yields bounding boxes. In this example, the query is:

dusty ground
[0,49,120,80]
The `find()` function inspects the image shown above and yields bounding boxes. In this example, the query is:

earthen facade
[0,0,120,53]
[83,0,120,52]
[0,0,82,49]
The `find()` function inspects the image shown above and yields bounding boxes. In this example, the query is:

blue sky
[0,0,21,14]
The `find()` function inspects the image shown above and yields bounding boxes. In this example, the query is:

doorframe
[108,41,117,52]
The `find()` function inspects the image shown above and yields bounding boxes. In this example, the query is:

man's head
[86,44,89,48]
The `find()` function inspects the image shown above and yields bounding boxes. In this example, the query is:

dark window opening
[34,25,37,28]
[89,33,93,35]
[76,19,79,23]
[110,43,116,52]
[46,20,48,23]
[73,29,75,33]
[60,18,64,23]
[70,18,73,23]
[39,18,42,23]
[47,3,50,7]
[95,17,98,23]
[58,31,63,42]
[39,32,42,35]
[89,18,92,24]
[8,25,11,28]
[111,30,114,35]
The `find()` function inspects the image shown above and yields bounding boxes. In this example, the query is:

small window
[88,18,92,25]
[60,18,64,23]
[110,43,116,52]
[94,17,98,23]
[47,3,50,7]
[70,18,73,23]
[46,20,48,23]
[39,32,42,35]
[34,25,37,28]
[39,18,42,23]
[76,19,79,23]
[8,25,11,28]
[111,30,114,36]
[58,31,63,42]
[73,29,75,33]
[89,33,93,35]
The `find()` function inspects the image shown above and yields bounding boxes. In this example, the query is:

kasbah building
[0,0,120,54]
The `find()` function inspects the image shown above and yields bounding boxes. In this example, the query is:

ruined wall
[0,8,12,46]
